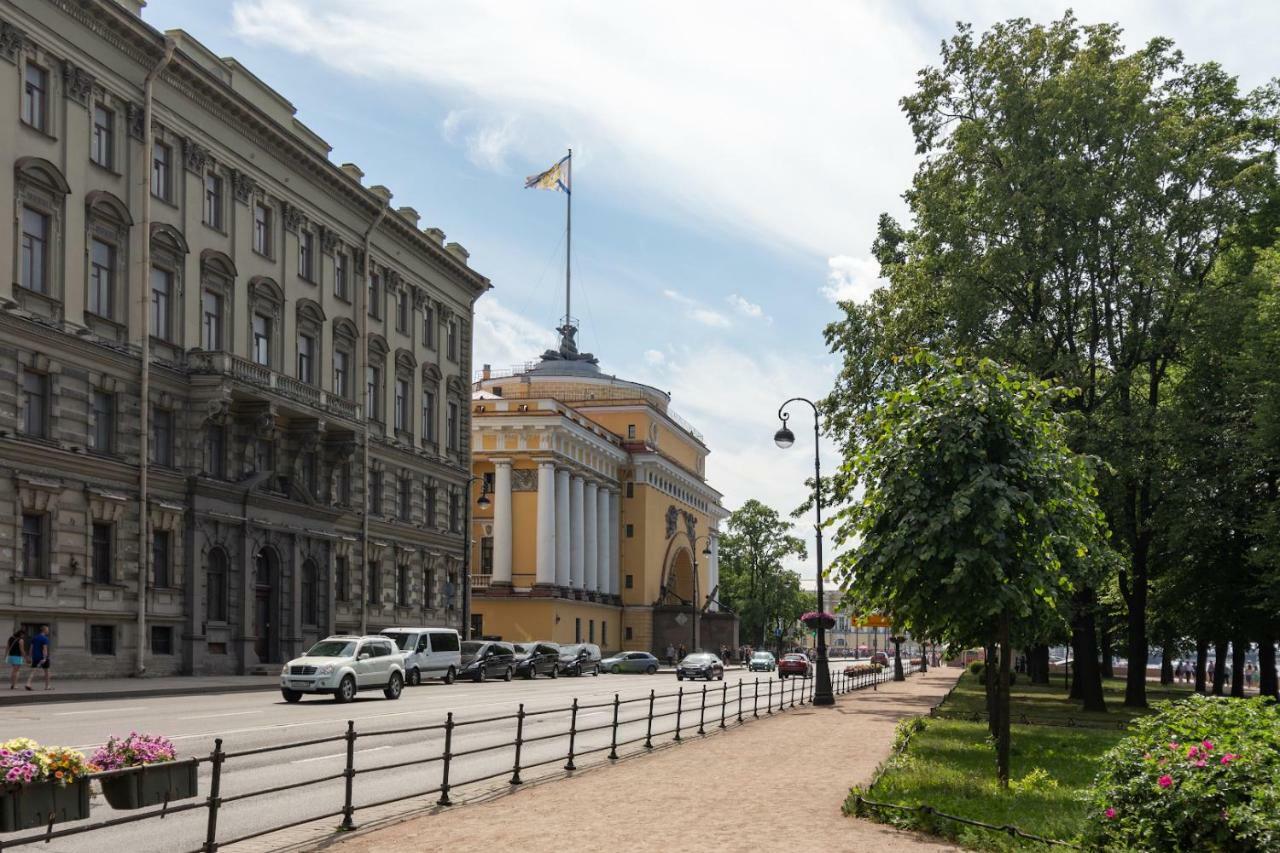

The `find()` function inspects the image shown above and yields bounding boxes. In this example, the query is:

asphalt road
[0,664,858,852]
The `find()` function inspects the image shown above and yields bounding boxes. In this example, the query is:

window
[20,207,49,294]
[422,390,437,443]
[625,524,634,538]
[425,482,437,527]
[88,238,115,319]
[301,561,318,625]
[91,523,113,584]
[369,469,383,516]
[366,366,382,422]
[151,408,174,467]
[399,474,412,522]
[207,424,226,478]
[335,252,349,299]
[21,371,48,437]
[297,333,315,384]
[207,549,228,621]
[151,142,172,201]
[90,625,116,656]
[480,537,493,573]
[92,104,114,168]
[625,626,633,641]
[368,272,381,318]
[337,462,352,505]
[253,202,272,256]
[589,620,595,643]
[397,564,410,607]
[203,173,223,229]
[446,402,459,452]
[151,626,173,655]
[22,64,48,131]
[447,320,458,362]
[335,556,349,602]
[90,389,115,453]
[202,290,223,351]
[423,305,435,348]
[367,561,381,606]
[626,482,634,498]
[449,487,461,533]
[625,574,634,589]
[21,513,46,578]
[394,378,409,432]
[422,567,433,609]
[151,267,173,341]
[152,531,172,588]
[575,618,581,643]
[333,350,350,399]
[252,314,272,366]
[627,424,636,439]
[395,289,408,332]
[255,438,274,475]
[299,230,315,281]
[602,622,607,648]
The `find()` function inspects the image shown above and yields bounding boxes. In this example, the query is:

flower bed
[91,733,197,810]
[843,662,884,676]
[0,738,91,832]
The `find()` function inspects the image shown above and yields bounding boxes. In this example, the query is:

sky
[142,0,1280,581]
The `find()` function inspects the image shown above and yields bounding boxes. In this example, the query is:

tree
[717,500,809,651]
[829,354,1112,786]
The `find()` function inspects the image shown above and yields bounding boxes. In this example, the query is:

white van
[379,627,462,685]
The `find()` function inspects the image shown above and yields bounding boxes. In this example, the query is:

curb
[0,680,280,707]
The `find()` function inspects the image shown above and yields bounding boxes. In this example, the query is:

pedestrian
[1245,663,1254,691]
[665,643,676,667]
[1208,659,1215,683]
[6,628,25,690]
[678,643,687,661]
[25,625,51,691]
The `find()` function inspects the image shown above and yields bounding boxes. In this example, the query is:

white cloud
[441,109,521,171]
[472,296,557,371]
[663,289,731,328]
[643,349,666,366]
[822,255,884,304]
[727,293,769,323]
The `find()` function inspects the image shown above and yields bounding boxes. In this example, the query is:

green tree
[830,354,1112,785]
[717,500,809,652]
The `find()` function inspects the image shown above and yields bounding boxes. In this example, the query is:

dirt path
[325,668,961,853]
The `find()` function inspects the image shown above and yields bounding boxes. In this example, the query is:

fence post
[340,720,357,831]
[737,681,744,724]
[674,687,684,742]
[753,678,759,718]
[437,712,455,806]
[564,698,580,771]
[766,679,773,715]
[720,683,728,729]
[202,738,224,853]
[608,693,620,760]
[644,689,656,749]
[697,685,708,735]
[510,703,526,785]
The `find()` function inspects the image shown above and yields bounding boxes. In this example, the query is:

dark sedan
[557,643,602,676]
[676,653,724,681]
[459,641,517,682]
[514,642,561,679]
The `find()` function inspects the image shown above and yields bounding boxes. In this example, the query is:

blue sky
[143,1,1280,581]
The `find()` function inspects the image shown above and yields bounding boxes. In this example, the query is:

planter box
[0,778,90,832]
[99,761,198,811]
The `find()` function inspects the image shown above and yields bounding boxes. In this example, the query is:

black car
[676,653,724,681]
[514,642,561,679]
[558,643,602,676]
[459,641,517,682]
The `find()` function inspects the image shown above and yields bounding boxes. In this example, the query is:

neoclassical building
[469,327,734,655]
[0,1,488,676]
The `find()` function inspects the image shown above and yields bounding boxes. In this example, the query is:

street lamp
[774,397,835,707]
[461,476,491,641]
[689,535,713,654]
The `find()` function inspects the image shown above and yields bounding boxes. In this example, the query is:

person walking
[677,643,687,661]
[24,625,51,691]
[665,643,676,667]
[6,629,25,689]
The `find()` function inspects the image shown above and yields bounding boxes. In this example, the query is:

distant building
[469,325,734,654]
[0,1,488,675]
[797,583,892,655]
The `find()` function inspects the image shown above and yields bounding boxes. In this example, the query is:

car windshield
[514,644,534,654]
[752,652,772,659]
[560,644,583,656]
[784,655,806,661]
[684,654,715,664]
[306,640,356,658]
[460,642,486,655]
[382,633,415,651]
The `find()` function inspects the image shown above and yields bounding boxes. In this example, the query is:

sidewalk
[0,674,279,706]
[327,668,962,853]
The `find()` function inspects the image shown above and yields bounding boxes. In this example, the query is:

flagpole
[565,148,572,329]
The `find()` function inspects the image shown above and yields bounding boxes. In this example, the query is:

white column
[596,487,611,598]
[583,481,599,594]
[609,489,621,597]
[570,475,585,590]
[707,533,720,611]
[555,467,571,588]
[535,461,556,586]
[492,459,513,586]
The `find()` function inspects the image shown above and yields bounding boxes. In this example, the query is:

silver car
[749,651,776,672]
[280,636,405,703]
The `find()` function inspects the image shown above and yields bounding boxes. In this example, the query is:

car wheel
[384,672,403,700]
[677,674,683,681]
[281,689,302,703]
[592,665,599,676]
[409,668,421,687]
[646,665,657,674]
[550,666,559,679]
[476,667,486,683]
[717,671,724,681]
[504,667,514,682]
[525,667,536,680]
[334,675,356,703]
[443,666,456,685]
[611,665,621,674]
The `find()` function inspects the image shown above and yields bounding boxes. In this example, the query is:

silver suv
[280,636,404,703]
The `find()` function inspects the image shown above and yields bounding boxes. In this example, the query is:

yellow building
[468,326,733,654]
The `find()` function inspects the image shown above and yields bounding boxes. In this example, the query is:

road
[0,664,862,852]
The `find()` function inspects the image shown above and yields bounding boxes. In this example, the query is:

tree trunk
[1071,590,1107,712]
[1212,638,1228,695]
[1160,642,1174,685]
[1123,547,1149,708]
[1259,638,1278,700]
[1099,616,1114,679]
[1231,639,1246,698]
[1194,639,1208,694]
[985,640,998,738]
[997,613,1012,788]
[1029,644,1050,685]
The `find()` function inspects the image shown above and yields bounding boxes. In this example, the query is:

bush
[967,660,985,676]
[1084,695,1280,852]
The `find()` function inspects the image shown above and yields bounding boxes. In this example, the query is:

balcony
[470,573,492,591]
[189,351,360,421]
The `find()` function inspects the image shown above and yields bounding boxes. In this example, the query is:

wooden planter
[99,761,198,810]
[0,778,91,832]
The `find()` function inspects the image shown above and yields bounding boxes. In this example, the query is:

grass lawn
[849,673,1193,850]
[937,671,1195,727]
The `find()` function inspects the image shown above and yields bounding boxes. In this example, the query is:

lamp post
[774,397,835,707]
[689,535,713,654]
[461,476,491,641]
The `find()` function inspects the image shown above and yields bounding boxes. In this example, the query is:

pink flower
[1105,808,1117,820]
[1221,753,1237,765]
[1143,752,1152,760]
[1158,774,1173,789]
[1186,746,1199,759]
[1195,760,1206,768]
[1202,741,1214,751]
[1168,742,1179,751]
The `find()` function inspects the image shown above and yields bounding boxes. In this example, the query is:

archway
[667,548,695,603]
[253,547,279,663]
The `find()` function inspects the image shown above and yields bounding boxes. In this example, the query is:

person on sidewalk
[6,628,25,689]
[666,643,676,667]
[25,625,51,691]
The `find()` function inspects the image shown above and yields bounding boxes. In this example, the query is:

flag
[524,155,570,194]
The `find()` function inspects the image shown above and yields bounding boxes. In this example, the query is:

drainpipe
[359,201,388,636]
[136,36,176,677]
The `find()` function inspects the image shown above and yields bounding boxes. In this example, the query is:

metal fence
[1,664,917,852]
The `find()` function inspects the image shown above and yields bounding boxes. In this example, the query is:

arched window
[200,250,236,352]
[206,548,229,622]
[84,191,132,333]
[247,277,284,369]
[301,559,319,626]
[332,318,358,401]
[296,299,325,386]
[15,157,71,319]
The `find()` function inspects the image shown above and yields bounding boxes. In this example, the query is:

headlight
[317,664,335,676]
[280,666,288,676]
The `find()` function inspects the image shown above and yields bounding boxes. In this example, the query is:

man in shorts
[25,625,51,691]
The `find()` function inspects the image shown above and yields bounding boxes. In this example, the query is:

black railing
[0,665,914,851]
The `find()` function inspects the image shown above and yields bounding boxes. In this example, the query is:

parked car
[676,653,724,681]
[558,643,602,676]
[601,651,659,674]
[777,653,812,679]
[379,627,462,685]
[280,636,404,703]
[748,651,776,672]
[459,640,518,682]
[870,651,890,667]
[514,642,561,679]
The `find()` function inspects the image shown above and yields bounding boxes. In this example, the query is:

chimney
[369,184,393,203]
[397,206,420,227]
[445,242,469,266]
[340,163,364,183]
[423,227,445,246]
[482,364,491,380]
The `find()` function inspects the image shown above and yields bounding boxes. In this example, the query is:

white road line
[54,706,145,716]
[187,710,261,720]
[290,745,390,765]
